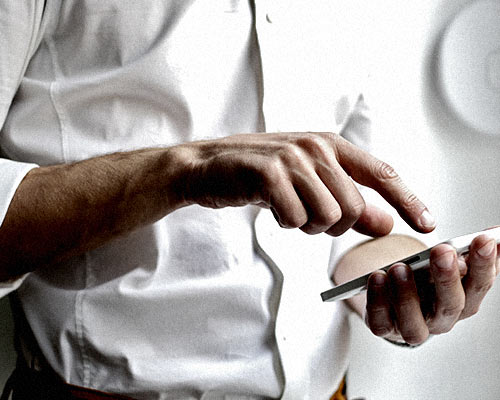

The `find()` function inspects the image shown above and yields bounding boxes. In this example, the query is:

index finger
[333,135,436,233]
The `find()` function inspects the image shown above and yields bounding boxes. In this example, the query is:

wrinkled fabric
[0,1,372,399]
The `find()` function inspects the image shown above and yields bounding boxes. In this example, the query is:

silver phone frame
[321,227,500,302]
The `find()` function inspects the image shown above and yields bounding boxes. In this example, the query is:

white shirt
[0,1,372,398]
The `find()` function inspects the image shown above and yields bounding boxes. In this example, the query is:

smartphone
[321,226,500,302]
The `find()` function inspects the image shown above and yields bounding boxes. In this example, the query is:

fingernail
[477,239,495,258]
[433,251,454,271]
[419,210,436,230]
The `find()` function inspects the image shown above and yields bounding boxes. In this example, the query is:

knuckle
[323,131,341,145]
[262,162,285,187]
[436,273,460,290]
[324,202,364,237]
[322,207,342,227]
[344,199,366,221]
[366,313,392,337]
[300,222,322,235]
[297,133,324,148]
[282,212,307,229]
[395,298,415,311]
[461,305,480,319]
[366,306,389,321]
[370,326,391,337]
[372,160,399,182]
[429,324,452,335]
[306,207,342,234]
[439,303,464,319]
[395,189,420,212]
[469,279,494,296]
[281,142,305,164]
[327,224,349,238]
[296,134,332,159]
[401,329,429,345]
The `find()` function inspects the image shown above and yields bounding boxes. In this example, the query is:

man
[0,1,497,399]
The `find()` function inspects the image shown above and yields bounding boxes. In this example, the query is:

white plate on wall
[437,0,500,135]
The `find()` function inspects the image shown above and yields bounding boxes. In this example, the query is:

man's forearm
[0,131,436,282]
[0,146,190,281]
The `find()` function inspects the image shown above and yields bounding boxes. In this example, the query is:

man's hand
[181,132,435,237]
[365,234,499,345]
[0,131,434,281]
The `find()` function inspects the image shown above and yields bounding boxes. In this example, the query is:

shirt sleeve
[0,1,45,296]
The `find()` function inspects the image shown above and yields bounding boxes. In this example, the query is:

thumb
[352,203,394,237]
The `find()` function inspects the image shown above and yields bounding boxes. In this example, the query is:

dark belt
[2,358,347,400]
[1,359,136,400]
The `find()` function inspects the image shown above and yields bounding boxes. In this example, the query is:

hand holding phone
[321,226,500,302]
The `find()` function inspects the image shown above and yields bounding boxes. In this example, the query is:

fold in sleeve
[0,159,38,297]
[0,1,45,295]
